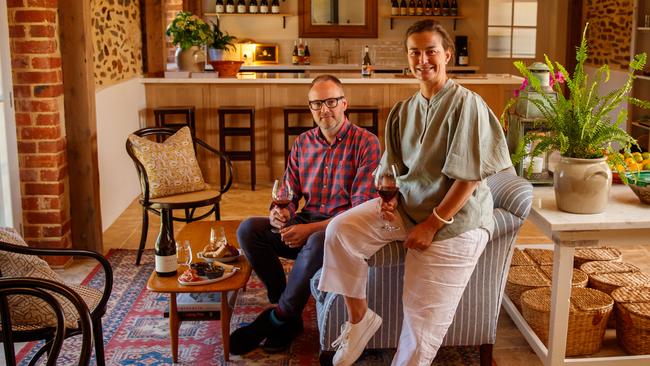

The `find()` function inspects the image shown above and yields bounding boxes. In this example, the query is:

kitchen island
[142,73,521,186]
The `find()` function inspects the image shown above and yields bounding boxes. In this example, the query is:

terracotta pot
[209,60,243,77]
[175,46,205,72]
[553,156,611,214]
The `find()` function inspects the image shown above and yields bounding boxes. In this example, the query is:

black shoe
[229,308,275,355]
[261,316,304,353]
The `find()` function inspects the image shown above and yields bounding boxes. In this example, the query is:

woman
[317,20,512,366]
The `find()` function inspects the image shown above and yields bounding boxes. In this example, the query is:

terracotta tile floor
[79,184,650,365]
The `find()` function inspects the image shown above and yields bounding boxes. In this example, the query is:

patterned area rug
[17,249,485,365]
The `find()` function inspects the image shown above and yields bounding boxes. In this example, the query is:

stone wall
[585,0,634,69]
[91,0,143,87]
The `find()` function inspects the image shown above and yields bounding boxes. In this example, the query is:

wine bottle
[400,0,408,16]
[433,0,441,16]
[292,40,300,65]
[260,0,269,14]
[442,0,450,16]
[237,0,246,14]
[298,38,305,60]
[391,0,399,16]
[155,210,178,277]
[271,0,280,14]
[249,0,258,13]
[450,0,458,16]
[304,41,311,65]
[408,0,416,16]
[226,0,235,13]
[458,45,469,66]
[416,0,424,16]
[361,45,372,77]
[216,0,225,13]
[425,0,432,16]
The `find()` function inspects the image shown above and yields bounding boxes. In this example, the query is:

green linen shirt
[383,79,512,240]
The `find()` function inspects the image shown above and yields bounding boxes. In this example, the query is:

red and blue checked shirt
[284,119,381,217]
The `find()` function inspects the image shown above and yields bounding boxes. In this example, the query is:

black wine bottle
[425,0,433,15]
[155,210,178,277]
[292,40,299,65]
[237,0,246,13]
[408,0,416,16]
[271,0,280,14]
[216,0,225,13]
[442,0,450,16]
[226,0,235,13]
[304,41,311,65]
[450,0,458,16]
[400,0,408,16]
[433,0,441,16]
[391,0,399,16]
[416,0,424,16]
[260,0,269,14]
[361,45,372,77]
[249,0,258,13]
[458,45,469,66]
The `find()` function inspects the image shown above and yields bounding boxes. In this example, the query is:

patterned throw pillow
[128,126,207,199]
[0,227,80,328]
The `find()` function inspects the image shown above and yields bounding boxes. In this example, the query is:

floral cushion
[0,227,80,328]
[128,126,207,199]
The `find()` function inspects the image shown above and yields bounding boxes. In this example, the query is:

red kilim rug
[17,249,484,365]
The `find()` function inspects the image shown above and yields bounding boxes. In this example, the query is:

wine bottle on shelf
[400,0,408,16]
[271,0,280,14]
[260,0,269,14]
[249,0,258,13]
[425,0,433,16]
[408,0,416,16]
[216,0,225,13]
[226,0,235,14]
[433,0,441,16]
[361,45,372,77]
[155,210,178,277]
[416,0,424,16]
[292,40,300,65]
[391,0,399,16]
[304,41,311,65]
[457,45,469,66]
[237,0,246,14]
[450,0,458,16]
[442,0,450,16]
[298,38,305,64]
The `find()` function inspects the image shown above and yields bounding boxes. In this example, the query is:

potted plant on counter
[207,17,242,77]
[166,11,213,72]
[502,23,650,214]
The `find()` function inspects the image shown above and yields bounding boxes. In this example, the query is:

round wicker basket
[523,248,554,266]
[540,266,588,288]
[580,261,641,276]
[506,265,587,311]
[511,248,536,266]
[611,286,650,355]
[574,247,622,268]
[521,287,613,356]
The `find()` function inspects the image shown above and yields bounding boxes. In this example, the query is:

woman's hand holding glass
[375,163,401,232]
[270,179,294,234]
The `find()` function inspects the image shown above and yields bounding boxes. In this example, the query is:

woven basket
[523,248,554,266]
[521,287,613,356]
[573,247,622,268]
[506,265,587,311]
[511,248,536,266]
[611,286,650,354]
[589,272,650,295]
[580,261,641,276]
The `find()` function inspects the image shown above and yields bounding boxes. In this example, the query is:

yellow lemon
[644,163,650,171]
[643,152,650,160]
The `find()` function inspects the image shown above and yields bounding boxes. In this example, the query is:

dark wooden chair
[218,106,256,190]
[126,127,234,265]
[0,240,112,366]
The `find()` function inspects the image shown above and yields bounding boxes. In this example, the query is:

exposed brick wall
[585,0,634,69]
[8,0,71,265]
[165,0,184,64]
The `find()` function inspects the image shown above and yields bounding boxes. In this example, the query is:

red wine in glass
[271,179,293,233]
[377,186,399,201]
[375,163,400,231]
[273,199,292,209]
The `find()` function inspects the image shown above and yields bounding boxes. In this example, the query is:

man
[230,74,381,355]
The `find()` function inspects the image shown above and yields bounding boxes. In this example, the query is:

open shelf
[636,74,650,81]
[203,13,294,29]
[385,15,465,30]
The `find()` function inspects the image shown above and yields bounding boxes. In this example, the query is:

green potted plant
[207,18,242,77]
[166,11,213,72]
[502,23,650,213]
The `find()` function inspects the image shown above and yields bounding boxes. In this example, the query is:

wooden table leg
[221,290,231,362]
[169,293,180,363]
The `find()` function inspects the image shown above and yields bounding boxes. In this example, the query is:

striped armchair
[310,168,533,365]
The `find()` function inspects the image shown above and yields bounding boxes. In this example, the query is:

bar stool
[153,106,196,137]
[283,106,315,165]
[218,106,256,191]
[346,106,379,136]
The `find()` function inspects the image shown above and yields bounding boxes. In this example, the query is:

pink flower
[550,71,565,88]
[514,78,528,97]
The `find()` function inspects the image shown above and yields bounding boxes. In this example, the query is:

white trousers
[318,198,488,366]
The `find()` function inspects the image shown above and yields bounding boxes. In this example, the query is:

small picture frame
[253,44,278,64]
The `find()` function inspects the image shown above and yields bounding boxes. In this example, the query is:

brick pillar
[165,0,184,64]
[8,0,72,266]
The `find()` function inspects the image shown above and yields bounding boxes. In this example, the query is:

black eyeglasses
[308,96,345,111]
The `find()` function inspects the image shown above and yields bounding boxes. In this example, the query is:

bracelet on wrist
[432,207,454,225]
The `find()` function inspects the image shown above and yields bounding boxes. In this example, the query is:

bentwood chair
[0,277,93,366]
[0,227,113,366]
[126,127,234,265]
[311,168,534,366]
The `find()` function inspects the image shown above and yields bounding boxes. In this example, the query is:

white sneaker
[331,309,382,366]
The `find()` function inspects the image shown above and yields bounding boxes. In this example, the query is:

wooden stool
[218,106,256,191]
[153,106,196,137]
[283,106,315,165]
[346,106,379,136]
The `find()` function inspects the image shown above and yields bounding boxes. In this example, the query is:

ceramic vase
[553,156,611,214]
[175,46,205,72]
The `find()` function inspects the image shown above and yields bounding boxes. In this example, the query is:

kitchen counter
[239,64,480,73]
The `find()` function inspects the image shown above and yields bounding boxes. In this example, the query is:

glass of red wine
[375,163,400,232]
[271,179,294,233]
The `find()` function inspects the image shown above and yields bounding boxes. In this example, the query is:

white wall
[95,78,145,231]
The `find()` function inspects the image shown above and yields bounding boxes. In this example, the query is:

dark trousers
[236,212,329,318]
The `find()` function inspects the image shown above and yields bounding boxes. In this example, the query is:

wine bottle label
[250,5,258,13]
[362,64,371,76]
[271,5,280,13]
[400,8,407,16]
[216,5,224,13]
[226,5,235,13]
[458,56,469,66]
[237,5,246,13]
[156,254,178,274]
[260,5,268,13]
[391,8,398,16]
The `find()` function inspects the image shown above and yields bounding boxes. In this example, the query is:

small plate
[197,249,241,263]
[178,267,237,286]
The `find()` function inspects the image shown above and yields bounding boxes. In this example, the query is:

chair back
[0,278,93,366]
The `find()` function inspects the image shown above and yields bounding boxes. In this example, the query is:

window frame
[486,0,538,59]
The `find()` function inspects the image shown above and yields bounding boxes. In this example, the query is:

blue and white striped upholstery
[310,168,533,351]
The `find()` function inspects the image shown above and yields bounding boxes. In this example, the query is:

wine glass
[375,163,400,232]
[271,179,294,233]
[176,240,193,270]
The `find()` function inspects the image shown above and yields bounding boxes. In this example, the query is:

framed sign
[253,44,278,64]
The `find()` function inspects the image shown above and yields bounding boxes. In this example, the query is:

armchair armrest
[486,169,533,220]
